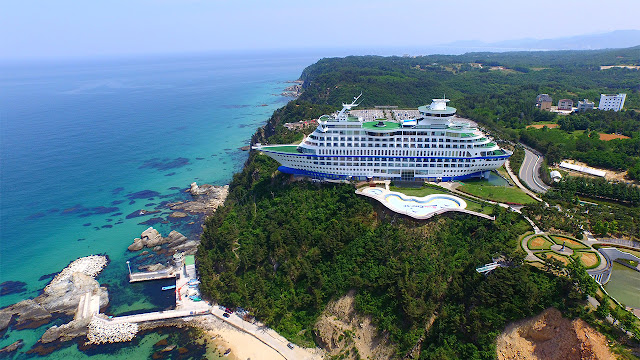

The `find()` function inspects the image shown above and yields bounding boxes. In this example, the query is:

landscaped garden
[550,235,588,249]
[527,236,553,250]
[536,251,570,265]
[524,233,602,270]
[573,251,601,269]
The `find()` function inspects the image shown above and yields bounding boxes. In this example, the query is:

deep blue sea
[0,52,318,359]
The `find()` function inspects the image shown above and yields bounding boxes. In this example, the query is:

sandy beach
[187,315,323,360]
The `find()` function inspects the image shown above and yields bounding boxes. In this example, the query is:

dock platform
[129,269,175,283]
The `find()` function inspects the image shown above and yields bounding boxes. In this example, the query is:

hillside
[197,47,640,358]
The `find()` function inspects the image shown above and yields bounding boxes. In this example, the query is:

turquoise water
[0,52,316,358]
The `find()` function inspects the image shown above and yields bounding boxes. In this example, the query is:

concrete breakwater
[86,317,139,344]
[0,255,109,334]
[44,255,108,293]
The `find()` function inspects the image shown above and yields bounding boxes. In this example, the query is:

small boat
[161,285,176,291]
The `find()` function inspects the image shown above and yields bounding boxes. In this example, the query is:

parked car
[287,343,294,349]
[223,312,230,318]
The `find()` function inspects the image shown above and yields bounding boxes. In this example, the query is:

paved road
[519,147,550,193]
[504,159,543,202]
[209,307,318,360]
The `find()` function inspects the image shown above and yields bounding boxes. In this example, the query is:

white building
[254,97,512,182]
[599,93,626,112]
[577,99,594,112]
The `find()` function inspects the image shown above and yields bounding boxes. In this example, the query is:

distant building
[599,93,626,111]
[536,94,552,111]
[577,99,595,112]
[557,99,573,111]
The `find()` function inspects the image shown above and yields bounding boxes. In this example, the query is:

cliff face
[496,307,614,360]
[314,290,394,360]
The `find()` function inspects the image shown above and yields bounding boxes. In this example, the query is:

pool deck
[356,187,494,221]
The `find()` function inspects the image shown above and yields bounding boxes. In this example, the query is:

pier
[75,291,102,320]
[128,268,176,283]
[108,306,211,324]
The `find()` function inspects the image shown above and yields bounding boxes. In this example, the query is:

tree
[567,261,597,297]
[596,297,610,318]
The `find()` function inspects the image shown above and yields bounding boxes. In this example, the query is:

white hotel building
[254,96,512,182]
[599,93,626,112]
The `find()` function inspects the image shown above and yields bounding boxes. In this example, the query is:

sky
[2,0,640,59]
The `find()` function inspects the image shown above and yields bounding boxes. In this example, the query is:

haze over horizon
[2,0,640,60]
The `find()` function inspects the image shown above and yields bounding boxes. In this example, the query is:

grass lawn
[464,200,494,215]
[528,236,553,250]
[549,235,588,249]
[536,251,571,265]
[457,181,536,204]
[495,166,514,185]
[574,251,601,269]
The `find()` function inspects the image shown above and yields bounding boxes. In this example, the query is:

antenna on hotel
[352,92,363,106]
[338,92,362,119]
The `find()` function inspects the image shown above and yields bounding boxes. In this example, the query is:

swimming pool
[361,187,466,217]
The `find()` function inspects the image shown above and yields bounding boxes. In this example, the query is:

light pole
[126,261,132,279]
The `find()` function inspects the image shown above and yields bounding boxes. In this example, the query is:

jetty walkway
[108,305,210,324]
[129,269,175,283]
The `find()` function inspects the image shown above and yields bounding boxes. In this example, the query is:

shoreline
[0,54,314,358]
[0,79,323,358]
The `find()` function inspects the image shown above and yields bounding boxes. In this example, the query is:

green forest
[198,46,640,359]
[197,152,587,358]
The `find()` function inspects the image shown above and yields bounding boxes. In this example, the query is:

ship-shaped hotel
[254,95,512,181]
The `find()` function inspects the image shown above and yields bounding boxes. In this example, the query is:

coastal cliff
[197,51,640,358]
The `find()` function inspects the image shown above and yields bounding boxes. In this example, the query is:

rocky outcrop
[169,211,188,218]
[40,317,92,344]
[127,238,144,251]
[166,231,188,248]
[127,227,192,253]
[0,256,109,335]
[138,263,167,272]
[169,183,229,215]
[189,182,213,196]
[141,227,164,247]
[0,339,24,354]
[314,290,394,360]
[0,311,14,332]
[497,307,615,360]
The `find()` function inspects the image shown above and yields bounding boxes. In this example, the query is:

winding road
[519,147,550,193]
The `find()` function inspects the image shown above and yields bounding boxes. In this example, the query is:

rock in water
[169,211,188,218]
[166,231,188,248]
[0,311,13,331]
[128,238,144,251]
[141,227,164,247]
[0,255,109,339]
[171,184,229,215]
[0,339,24,354]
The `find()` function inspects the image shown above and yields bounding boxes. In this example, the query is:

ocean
[0,51,318,359]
